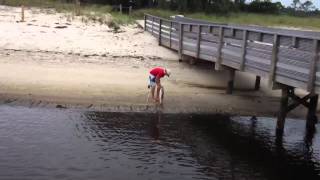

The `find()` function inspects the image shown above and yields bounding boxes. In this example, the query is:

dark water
[0,106,319,180]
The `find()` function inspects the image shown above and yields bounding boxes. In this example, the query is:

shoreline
[0,5,314,120]
[0,49,308,119]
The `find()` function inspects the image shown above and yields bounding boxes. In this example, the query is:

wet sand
[0,5,312,118]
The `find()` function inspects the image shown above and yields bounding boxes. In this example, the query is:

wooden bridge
[144,14,320,134]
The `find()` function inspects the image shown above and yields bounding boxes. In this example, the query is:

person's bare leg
[156,85,161,102]
[151,86,156,100]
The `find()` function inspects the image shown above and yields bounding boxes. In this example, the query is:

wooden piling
[255,76,261,91]
[226,69,235,94]
[306,94,318,130]
[277,86,289,134]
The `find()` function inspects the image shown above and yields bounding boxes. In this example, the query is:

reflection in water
[150,111,161,140]
[0,105,319,180]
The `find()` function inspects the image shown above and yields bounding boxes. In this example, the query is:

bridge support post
[276,85,319,134]
[276,86,290,135]
[306,94,318,131]
[226,69,235,94]
[254,76,261,91]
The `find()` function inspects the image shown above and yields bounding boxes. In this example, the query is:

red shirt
[150,67,165,79]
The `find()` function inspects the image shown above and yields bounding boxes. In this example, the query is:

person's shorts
[148,74,156,88]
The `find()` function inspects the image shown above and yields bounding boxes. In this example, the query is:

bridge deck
[144,14,320,94]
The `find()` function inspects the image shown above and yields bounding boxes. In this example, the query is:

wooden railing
[144,14,320,94]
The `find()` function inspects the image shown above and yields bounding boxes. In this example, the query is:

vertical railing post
[129,6,132,15]
[269,34,280,86]
[169,21,172,48]
[215,26,224,70]
[307,39,319,93]
[144,15,147,31]
[179,23,184,61]
[151,17,154,35]
[158,19,162,46]
[119,4,122,14]
[196,25,202,59]
[240,30,248,71]
[292,37,297,48]
[21,4,25,22]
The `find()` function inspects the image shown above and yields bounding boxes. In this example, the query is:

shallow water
[0,105,319,180]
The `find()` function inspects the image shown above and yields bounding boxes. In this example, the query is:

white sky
[245,0,320,9]
[272,0,320,8]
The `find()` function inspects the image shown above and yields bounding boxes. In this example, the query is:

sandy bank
[0,5,313,118]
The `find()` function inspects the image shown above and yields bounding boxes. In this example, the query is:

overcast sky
[245,1,320,9]
[272,0,320,8]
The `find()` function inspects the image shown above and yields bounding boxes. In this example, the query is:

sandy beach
[0,5,312,117]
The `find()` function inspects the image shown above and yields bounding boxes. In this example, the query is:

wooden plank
[248,31,261,41]
[240,30,248,71]
[268,34,280,85]
[234,29,244,40]
[222,59,241,70]
[199,53,215,62]
[183,36,197,44]
[297,38,314,52]
[200,50,218,58]
[200,46,218,56]
[278,47,313,62]
[215,27,224,70]
[307,39,319,92]
[222,47,242,58]
[278,56,309,69]
[224,38,242,46]
[262,34,274,44]
[275,67,309,83]
[183,43,197,52]
[201,34,219,43]
[244,66,269,78]
[246,49,272,61]
[183,49,196,57]
[279,35,292,47]
[275,76,307,90]
[247,41,273,52]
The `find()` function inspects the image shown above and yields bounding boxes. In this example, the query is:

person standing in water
[148,67,171,102]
